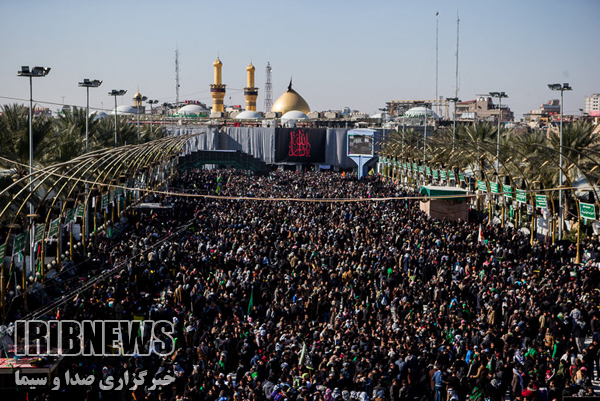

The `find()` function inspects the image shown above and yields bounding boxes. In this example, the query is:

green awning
[419,185,467,201]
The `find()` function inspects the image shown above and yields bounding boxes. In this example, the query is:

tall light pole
[78,79,102,247]
[446,97,459,150]
[17,66,50,292]
[109,89,127,147]
[549,82,572,241]
[79,79,102,152]
[147,99,158,139]
[423,103,428,164]
[134,92,147,142]
[489,92,508,164]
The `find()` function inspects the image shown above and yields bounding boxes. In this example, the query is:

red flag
[478,224,485,244]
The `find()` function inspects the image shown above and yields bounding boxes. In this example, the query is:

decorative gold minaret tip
[244,62,258,112]
[214,57,222,66]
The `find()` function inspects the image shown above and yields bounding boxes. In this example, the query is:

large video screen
[348,133,374,157]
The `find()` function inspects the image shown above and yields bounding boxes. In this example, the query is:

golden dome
[214,57,222,66]
[271,80,310,114]
[247,63,255,72]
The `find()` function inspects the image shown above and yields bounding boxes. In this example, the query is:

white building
[584,94,600,115]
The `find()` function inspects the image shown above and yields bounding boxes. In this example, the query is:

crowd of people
[13,169,600,401]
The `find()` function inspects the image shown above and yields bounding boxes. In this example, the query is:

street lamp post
[548,83,572,241]
[134,93,148,142]
[490,91,508,226]
[79,79,102,153]
[17,66,50,298]
[109,89,127,147]
[146,99,159,139]
[489,92,508,163]
[446,97,459,150]
[78,79,102,248]
[423,103,428,165]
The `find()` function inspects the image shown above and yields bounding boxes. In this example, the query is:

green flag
[247,287,254,316]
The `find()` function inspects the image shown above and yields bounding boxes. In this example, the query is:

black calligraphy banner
[275,128,326,163]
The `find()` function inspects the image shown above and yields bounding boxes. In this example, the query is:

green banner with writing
[535,194,548,209]
[13,231,28,254]
[76,204,85,218]
[48,218,59,238]
[34,224,44,243]
[489,182,499,194]
[66,208,76,223]
[580,202,596,220]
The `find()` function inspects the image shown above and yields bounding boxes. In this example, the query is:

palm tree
[548,120,600,184]
[0,103,54,177]
[92,116,139,149]
[47,106,98,163]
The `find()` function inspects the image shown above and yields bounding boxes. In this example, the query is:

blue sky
[1,0,598,119]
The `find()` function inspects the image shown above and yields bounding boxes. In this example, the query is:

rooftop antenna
[436,11,439,116]
[175,47,180,105]
[455,12,460,101]
[264,62,273,112]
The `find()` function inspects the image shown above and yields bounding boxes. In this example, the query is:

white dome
[178,104,209,115]
[281,110,308,120]
[404,106,439,119]
[235,110,262,119]
[371,113,393,121]
[93,111,109,120]
[111,105,137,115]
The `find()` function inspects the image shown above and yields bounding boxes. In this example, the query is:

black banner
[275,128,326,163]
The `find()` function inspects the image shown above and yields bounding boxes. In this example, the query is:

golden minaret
[243,63,258,112]
[210,57,226,113]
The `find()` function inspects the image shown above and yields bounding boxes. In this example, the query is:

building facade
[455,96,514,122]
[584,94,600,116]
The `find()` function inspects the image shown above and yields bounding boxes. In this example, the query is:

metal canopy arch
[0,134,198,317]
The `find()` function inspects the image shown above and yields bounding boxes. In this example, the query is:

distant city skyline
[1,0,598,120]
